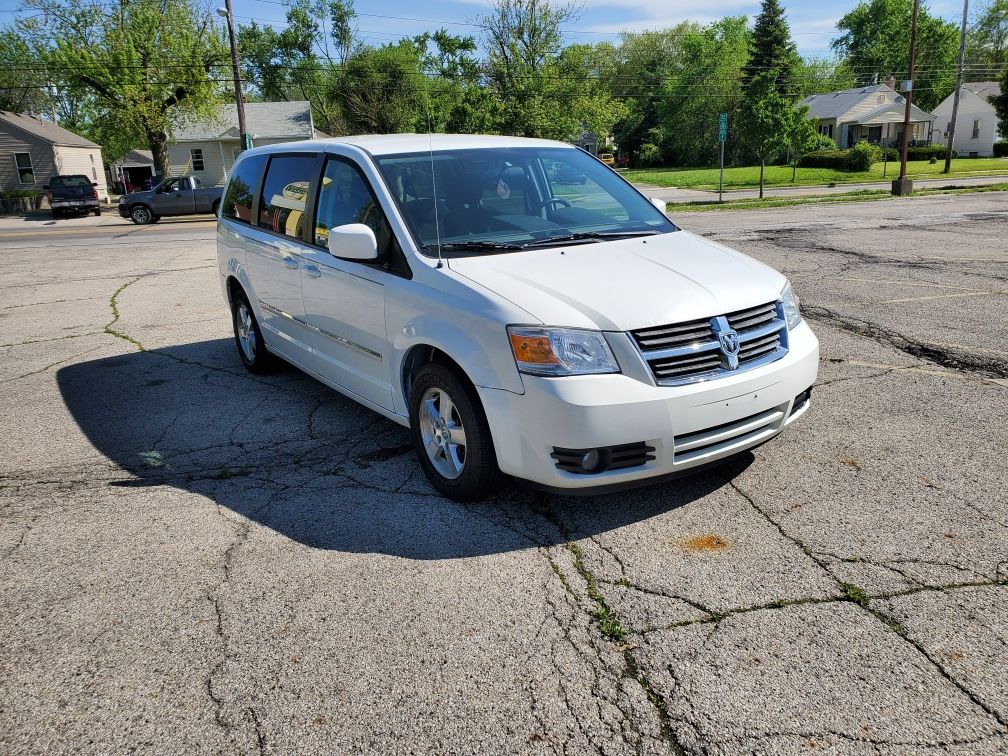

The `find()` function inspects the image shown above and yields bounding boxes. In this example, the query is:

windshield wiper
[522,230,661,248]
[423,240,528,252]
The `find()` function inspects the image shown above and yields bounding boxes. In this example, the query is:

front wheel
[130,205,153,224]
[94,208,101,216]
[409,363,503,501]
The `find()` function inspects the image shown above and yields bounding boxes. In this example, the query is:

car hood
[447,230,787,331]
[124,191,155,201]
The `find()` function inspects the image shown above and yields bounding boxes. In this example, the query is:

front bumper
[478,321,819,491]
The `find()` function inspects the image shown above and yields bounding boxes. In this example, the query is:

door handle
[302,263,321,278]
[282,255,299,270]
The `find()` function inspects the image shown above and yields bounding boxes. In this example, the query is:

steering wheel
[534,197,572,211]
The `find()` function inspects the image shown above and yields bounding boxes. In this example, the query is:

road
[2,196,1007,754]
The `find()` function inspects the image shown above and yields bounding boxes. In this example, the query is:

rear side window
[258,154,318,238]
[221,154,267,225]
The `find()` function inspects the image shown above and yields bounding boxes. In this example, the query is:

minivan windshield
[375,147,677,256]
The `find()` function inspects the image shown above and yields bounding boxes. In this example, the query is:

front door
[156,178,194,214]
[242,152,321,370]
[297,156,394,410]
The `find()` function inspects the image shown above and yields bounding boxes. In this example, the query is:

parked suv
[45,175,101,218]
[119,175,223,224]
[217,135,818,500]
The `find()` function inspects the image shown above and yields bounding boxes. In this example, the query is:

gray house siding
[0,127,57,193]
[54,145,109,200]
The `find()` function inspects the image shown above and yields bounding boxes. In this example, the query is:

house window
[190,148,205,171]
[14,152,34,184]
[972,120,980,139]
[878,95,885,104]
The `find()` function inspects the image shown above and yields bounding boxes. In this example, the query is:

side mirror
[91,182,98,187]
[649,197,667,214]
[328,223,378,261]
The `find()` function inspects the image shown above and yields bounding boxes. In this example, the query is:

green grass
[663,182,1008,213]
[623,157,1008,190]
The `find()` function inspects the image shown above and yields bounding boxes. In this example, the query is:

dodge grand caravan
[217,135,818,500]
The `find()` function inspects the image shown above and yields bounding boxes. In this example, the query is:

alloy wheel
[419,387,467,479]
[236,303,257,362]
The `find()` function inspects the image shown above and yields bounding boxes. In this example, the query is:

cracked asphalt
[1,194,1007,755]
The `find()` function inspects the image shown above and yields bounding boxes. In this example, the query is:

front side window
[258,154,317,238]
[14,152,34,184]
[221,153,267,224]
[190,148,205,171]
[375,146,676,256]
[314,158,386,247]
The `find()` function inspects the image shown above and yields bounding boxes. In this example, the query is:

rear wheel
[231,290,277,373]
[211,200,220,216]
[94,208,101,216]
[409,363,503,501]
[51,209,62,219]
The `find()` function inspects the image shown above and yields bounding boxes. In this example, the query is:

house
[932,82,1003,157]
[799,84,935,150]
[0,111,109,200]
[110,149,155,193]
[168,101,316,186]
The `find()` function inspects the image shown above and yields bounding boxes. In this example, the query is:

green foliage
[993,67,1008,129]
[738,70,795,195]
[637,143,662,167]
[906,144,953,160]
[994,141,1008,157]
[846,141,880,170]
[741,0,798,94]
[831,0,959,111]
[23,0,228,175]
[0,30,53,115]
[966,0,1008,71]
[791,57,857,98]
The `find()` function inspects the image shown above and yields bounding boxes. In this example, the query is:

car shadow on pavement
[56,339,748,558]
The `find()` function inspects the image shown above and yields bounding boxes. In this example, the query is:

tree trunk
[792,159,797,182]
[759,159,765,199]
[146,129,170,178]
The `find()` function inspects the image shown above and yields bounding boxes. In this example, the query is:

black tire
[130,204,153,224]
[408,362,503,501]
[211,200,220,216]
[150,215,161,223]
[94,208,101,216]
[231,290,277,374]
[51,209,62,219]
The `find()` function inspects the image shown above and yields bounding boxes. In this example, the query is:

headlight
[780,281,802,329]
[508,326,619,376]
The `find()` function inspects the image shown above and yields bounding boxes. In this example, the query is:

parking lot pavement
[1,193,1006,754]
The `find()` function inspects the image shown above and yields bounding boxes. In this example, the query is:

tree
[742,0,798,94]
[738,70,793,197]
[477,0,584,138]
[967,0,1008,72]
[334,39,426,133]
[831,0,959,111]
[0,30,55,116]
[791,57,858,97]
[783,104,822,180]
[992,66,1008,126]
[22,0,228,176]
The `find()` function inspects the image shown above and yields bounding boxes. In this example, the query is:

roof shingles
[172,101,314,142]
[0,111,100,148]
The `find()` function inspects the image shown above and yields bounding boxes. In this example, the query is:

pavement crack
[803,305,1008,379]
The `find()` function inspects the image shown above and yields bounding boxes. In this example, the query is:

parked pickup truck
[119,176,223,224]
[45,175,101,219]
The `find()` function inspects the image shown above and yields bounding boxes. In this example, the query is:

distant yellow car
[599,153,615,166]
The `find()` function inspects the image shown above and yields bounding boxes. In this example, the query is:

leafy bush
[808,133,837,152]
[906,144,953,160]
[637,142,662,167]
[993,141,1007,157]
[1,188,40,199]
[846,141,880,171]
[797,149,848,169]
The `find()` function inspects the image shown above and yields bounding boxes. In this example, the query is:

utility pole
[218,0,250,152]
[944,0,969,174]
[893,0,920,196]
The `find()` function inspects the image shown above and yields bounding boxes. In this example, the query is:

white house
[0,111,109,200]
[932,82,1003,157]
[799,84,935,150]
[168,101,316,187]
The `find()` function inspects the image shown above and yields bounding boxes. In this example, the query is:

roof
[799,84,894,120]
[114,149,153,166]
[172,101,314,142]
[0,111,100,148]
[963,81,1001,99]
[316,133,568,156]
[854,101,934,125]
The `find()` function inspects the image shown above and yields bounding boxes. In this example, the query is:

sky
[0,0,970,58]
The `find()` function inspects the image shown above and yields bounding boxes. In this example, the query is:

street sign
[718,113,728,143]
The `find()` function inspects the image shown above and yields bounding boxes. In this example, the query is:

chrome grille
[630,300,789,386]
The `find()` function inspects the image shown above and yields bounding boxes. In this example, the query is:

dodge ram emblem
[719,329,740,369]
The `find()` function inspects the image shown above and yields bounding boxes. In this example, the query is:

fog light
[581,449,600,471]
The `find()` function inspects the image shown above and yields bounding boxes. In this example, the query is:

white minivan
[217,135,818,500]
